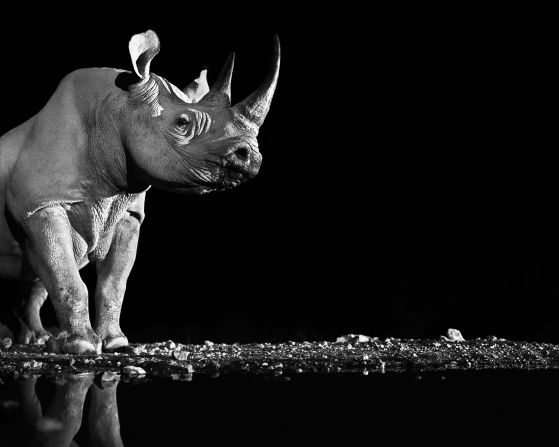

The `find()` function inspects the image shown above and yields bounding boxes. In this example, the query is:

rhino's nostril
[233,146,250,162]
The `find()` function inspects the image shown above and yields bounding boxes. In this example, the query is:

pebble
[22,360,43,369]
[335,334,373,343]
[0,337,12,350]
[172,350,190,361]
[446,328,466,342]
[123,366,146,376]
[129,346,147,355]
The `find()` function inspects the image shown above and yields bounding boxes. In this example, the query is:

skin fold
[0,30,280,354]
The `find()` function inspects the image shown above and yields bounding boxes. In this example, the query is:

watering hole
[1,339,559,445]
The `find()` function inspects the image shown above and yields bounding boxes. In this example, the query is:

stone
[335,334,373,343]
[446,328,466,342]
[123,365,146,376]
[0,337,12,350]
[172,350,190,361]
[22,360,43,369]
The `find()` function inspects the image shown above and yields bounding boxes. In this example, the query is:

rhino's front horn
[232,35,280,127]
[199,52,235,107]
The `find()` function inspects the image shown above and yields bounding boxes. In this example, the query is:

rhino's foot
[18,328,52,345]
[46,329,102,355]
[100,331,129,353]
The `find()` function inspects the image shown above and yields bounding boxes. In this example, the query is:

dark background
[0,5,555,343]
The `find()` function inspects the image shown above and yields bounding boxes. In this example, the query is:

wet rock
[22,360,43,369]
[123,365,146,377]
[126,345,147,355]
[336,334,373,343]
[0,337,12,350]
[444,328,466,342]
[204,340,215,347]
[172,349,190,361]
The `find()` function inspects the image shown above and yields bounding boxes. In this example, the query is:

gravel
[1,333,559,380]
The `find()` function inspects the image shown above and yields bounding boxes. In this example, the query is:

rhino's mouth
[221,167,248,188]
[188,166,247,192]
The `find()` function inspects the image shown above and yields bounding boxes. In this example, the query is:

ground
[2,333,559,381]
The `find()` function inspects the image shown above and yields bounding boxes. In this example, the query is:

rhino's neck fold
[84,95,151,197]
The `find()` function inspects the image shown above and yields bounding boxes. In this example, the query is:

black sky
[0,5,555,343]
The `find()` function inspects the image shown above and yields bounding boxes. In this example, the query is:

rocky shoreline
[2,331,559,381]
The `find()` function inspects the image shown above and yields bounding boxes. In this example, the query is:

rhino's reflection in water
[1,374,123,447]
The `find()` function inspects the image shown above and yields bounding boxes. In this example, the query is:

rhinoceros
[0,30,280,354]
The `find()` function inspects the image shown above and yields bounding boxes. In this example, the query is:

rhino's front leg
[14,280,52,345]
[24,206,101,354]
[94,212,140,352]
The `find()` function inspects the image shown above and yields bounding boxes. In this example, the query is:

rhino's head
[120,30,280,194]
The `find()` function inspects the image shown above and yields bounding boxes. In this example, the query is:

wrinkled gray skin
[0,30,280,354]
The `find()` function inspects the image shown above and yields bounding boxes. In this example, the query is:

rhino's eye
[176,116,191,128]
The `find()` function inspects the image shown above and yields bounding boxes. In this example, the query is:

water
[1,370,558,446]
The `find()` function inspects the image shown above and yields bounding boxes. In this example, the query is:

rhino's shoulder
[60,68,128,110]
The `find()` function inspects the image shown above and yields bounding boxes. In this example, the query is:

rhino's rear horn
[232,35,280,127]
[199,52,235,107]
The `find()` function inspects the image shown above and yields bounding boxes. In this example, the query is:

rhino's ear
[183,70,210,103]
[129,30,160,80]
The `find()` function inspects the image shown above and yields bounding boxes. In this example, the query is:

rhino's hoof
[46,332,102,355]
[19,329,52,345]
[102,334,129,353]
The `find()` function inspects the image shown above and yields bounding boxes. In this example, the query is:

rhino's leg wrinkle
[14,279,52,344]
[94,213,140,352]
[39,373,94,447]
[24,207,101,354]
[88,381,124,447]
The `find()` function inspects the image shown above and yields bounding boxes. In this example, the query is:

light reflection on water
[1,370,559,446]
